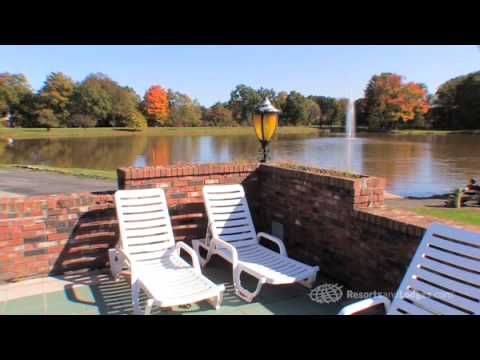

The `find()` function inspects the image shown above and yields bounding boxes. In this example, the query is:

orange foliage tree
[144,85,169,126]
[365,73,430,128]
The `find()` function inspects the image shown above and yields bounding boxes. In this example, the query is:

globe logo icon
[309,283,343,304]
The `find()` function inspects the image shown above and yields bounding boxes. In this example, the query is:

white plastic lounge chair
[193,184,319,303]
[339,223,480,315]
[108,188,225,315]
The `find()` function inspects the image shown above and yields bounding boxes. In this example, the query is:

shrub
[69,113,97,128]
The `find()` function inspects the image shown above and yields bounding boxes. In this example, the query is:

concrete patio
[0,256,351,315]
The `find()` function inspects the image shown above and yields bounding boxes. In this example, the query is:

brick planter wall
[117,163,261,241]
[0,193,117,282]
[255,164,480,293]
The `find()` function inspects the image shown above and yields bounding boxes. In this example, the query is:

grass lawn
[0,126,323,140]
[411,207,480,226]
[389,129,480,135]
[2,164,117,180]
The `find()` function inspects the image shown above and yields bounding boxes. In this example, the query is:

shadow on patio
[59,256,346,315]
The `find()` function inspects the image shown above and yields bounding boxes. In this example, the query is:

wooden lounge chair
[194,184,319,303]
[339,223,480,315]
[109,188,225,315]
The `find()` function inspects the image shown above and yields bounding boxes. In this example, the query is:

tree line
[0,70,478,130]
[0,72,349,129]
[355,71,480,130]
[428,71,480,130]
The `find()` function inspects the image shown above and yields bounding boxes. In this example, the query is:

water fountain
[345,98,356,139]
[344,98,356,172]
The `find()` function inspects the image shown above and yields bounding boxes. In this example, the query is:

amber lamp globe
[253,98,280,162]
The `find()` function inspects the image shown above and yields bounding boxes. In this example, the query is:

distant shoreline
[0,126,324,140]
[1,126,479,141]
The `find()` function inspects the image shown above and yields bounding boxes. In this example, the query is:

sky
[0,45,478,107]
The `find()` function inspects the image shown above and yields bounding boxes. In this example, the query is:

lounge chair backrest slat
[389,223,480,315]
[115,188,175,260]
[203,184,258,248]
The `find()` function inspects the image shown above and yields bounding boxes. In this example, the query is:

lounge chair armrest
[257,232,287,256]
[338,295,391,315]
[176,242,201,273]
[212,237,239,267]
[115,248,132,265]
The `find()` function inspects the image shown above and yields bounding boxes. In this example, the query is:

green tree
[35,108,60,131]
[38,72,76,127]
[167,90,203,127]
[228,84,262,125]
[12,92,41,127]
[455,72,480,129]
[283,91,308,125]
[69,113,97,128]
[304,99,321,125]
[309,96,339,126]
[334,98,349,127]
[354,98,368,127]
[70,73,140,127]
[205,103,236,126]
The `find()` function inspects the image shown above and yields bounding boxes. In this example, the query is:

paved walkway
[384,197,447,209]
[0,168,116,197]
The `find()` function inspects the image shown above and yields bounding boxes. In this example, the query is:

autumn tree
[37,72,76,127]
[128,111,148,130]
[364,73,430,129]
[143,85,169,126]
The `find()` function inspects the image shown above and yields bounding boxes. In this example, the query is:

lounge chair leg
[207,293,223,310]
[109,248,123,281]
[131,277,142,315]
[193,240,213,268]
[233,267,266,303]
[144,299,155,315]
[297,268,319,289]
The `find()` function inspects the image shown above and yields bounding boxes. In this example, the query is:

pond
[1,132,479,197]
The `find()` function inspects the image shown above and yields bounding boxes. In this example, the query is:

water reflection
[1,133,479,197]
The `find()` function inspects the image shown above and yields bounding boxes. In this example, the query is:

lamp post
[253,98,280,163]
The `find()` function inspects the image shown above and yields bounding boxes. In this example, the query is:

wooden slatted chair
[339,223,480,315]
[193,184,319,303]
[108,188,225,315]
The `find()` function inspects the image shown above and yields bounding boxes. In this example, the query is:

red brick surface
[0,192,117,282]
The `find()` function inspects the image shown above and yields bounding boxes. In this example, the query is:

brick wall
[2,162,478,292]
[117,163,261,241]
[0,193,117,282]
